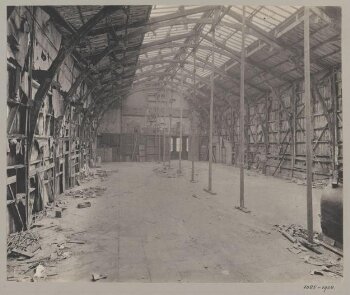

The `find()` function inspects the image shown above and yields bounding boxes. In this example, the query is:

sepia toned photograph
[5,2,344,286]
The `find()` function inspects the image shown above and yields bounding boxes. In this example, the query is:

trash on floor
[77,201,91,209]
[273,224,343,277]
[7,230,41,259]
[33,264,46,279]
[91,273,108,281]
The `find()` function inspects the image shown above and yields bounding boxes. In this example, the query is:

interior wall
[7,7,96,233]
[213,69,342,180]
[99,90,191,135]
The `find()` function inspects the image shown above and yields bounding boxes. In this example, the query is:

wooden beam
[41,6,77,35]
[200,33,292,84]
[226,8,300,56]
[149,6,219,24]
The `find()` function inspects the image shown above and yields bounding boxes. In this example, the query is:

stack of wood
[7,230,41,259]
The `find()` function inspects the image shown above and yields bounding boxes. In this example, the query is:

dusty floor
[8,161,342,282]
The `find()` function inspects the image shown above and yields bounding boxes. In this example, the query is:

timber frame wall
[7,7,96,234]
[219,67,342,180]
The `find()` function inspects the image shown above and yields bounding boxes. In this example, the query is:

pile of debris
[273,224,343,277]
[7,224,89,281]
[44,200,69,218]
[305,255,343,277]
[288,178,328,189]
[153,165,178,178]
[77,165,112,184]
[65,186,107,199]
[7,230,41,259]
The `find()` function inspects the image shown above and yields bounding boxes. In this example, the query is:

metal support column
[236,6,250,212]
[163,125,166,165]
[178,69,183,174]
[304,7,314,243]
[158,123,161,163]
[204,15,216,195]
[191,49,197,183]
[168,84,173,168]
[120,99,123,161]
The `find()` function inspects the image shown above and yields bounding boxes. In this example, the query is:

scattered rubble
[77,166,111,184]
[7,172,109,282]
[33,264,46,280]
[77,201,92,209]
[153,165,178,178]
[7,230,41,259]
[91,273,108,281]
[65,186,107,199]
[273,224,343,277]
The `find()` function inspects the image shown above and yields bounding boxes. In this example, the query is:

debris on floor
[91,273,108,281]
[6,177,108,282]
[77,201,92,209]
[153,165,178,178]
[78,166,111,184]
[65,186,107,199]
[273,224,343,277]
[67,239,86,244]
[33,264,46,280]
[7,230,41,259]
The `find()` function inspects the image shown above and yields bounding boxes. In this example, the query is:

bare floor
[15,161,341,282]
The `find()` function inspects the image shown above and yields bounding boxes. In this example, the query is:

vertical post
[168,85,173,168]
[178,70,183,174]
[264,95,269,175]
[331,70,339,170]
[158,125,161,163]
[304,6,314,243]
[277,92,281,174]
[291,83,297,177]
[191,49,196,182]
[205,17,216,194]
[238,6,247,210]
[120,99,123,161]
[26,6,36,227]
[163,125,166,165]
[162,88,166,166]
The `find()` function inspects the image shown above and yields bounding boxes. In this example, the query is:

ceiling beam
[200,33,292,84]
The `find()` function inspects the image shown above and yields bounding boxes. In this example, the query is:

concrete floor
[46,160,338,282]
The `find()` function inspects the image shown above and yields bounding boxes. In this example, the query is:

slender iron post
[163,89,166,166]
[203,10,217,195]
[178,69,183,174]
[239,6,246,209]
[158,124,161,163]
[304,6,314,243]
[168,85,173,168]
[191,49,196,182]
[163,125,166,165]
[208,22,215,192]
[157,94,161,163]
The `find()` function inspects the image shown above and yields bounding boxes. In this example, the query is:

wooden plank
[7,175,17,185]
[10,248,34,258]
[29,163,55,177]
